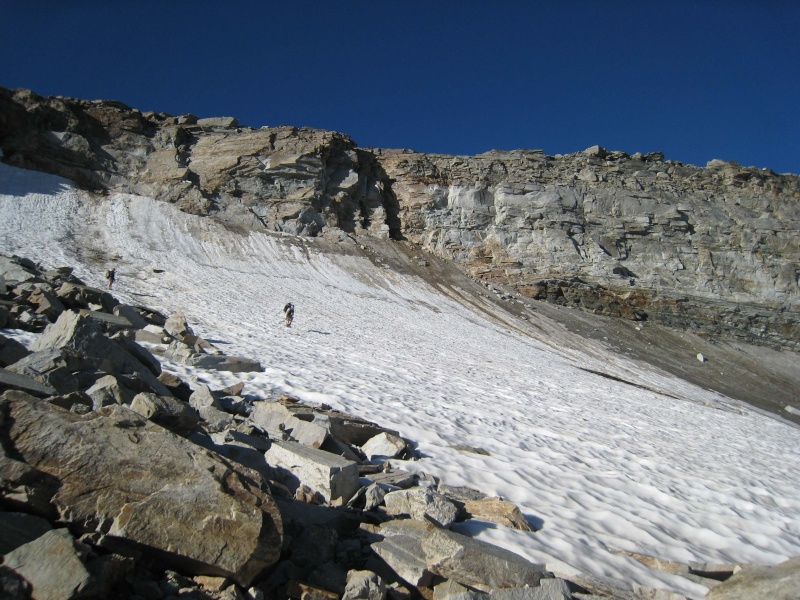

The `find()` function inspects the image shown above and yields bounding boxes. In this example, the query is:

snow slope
[1,162,798,597]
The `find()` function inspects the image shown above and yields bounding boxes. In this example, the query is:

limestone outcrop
[374,148,800,349]
[1,87,798,348]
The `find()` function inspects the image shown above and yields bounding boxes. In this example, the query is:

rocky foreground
[0,87,798,350]
[2,255,798,600]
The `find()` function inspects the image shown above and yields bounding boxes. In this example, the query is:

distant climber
[283,302,295,327]
[104,268,116,290]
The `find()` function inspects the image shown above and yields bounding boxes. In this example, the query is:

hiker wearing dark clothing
[283,302,294,327]
[105,268,116,290]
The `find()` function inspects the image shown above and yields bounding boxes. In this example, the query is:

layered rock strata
[375,148,800,349]
[1,87,797,348]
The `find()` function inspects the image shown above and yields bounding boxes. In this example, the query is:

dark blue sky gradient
[2,1,798,173]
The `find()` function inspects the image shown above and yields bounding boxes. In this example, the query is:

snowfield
[1,162,798,597]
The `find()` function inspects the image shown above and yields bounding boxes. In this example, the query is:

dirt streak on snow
[1,163,798,596]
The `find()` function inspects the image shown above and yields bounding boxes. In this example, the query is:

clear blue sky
[2,1,798,173]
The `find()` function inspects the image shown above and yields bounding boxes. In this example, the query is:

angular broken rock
[463,497,533,531]
[190,383,223,409]
[706,556,800,600]
[5,348,82,394]
[371,520,435,588]
[0,390,283,587]
[348,482,386,511]
[433,579,476,599]
[285,414,329,448]
[422,527,547,592]
[164,311,194,339]
[31,310,171,396]
[251,400,293,438]
[85,374,135,409]
[3,528,96,600]
[113,304,151,329]
[361,432,407,460]
[129,391,199,434]
[197,404,236,433]
[383,487,458,528]
[111,332,162,376]
[0,255,38,284]
[0,367,58,397]
[55,282,119,313]
[372,519,547,593]
[342,569,387,600]
[265,439,360,505]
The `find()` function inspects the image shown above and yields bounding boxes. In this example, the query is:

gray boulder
[265,440,360,505]
[110,332,162,376]
[0,255,38,284]
[383,487,458,528]
[285,414,329,448]
[113,304,150,329]
[371,520,435,588]
[55,282,118,313]
[434,579,483,599]
[5,349,82,394]
[706,556,800,600]
[129,392,199,434]
[189,383,223,410]
[250,395,396,449]
[28,287,66,321]
[489,579,571,599]
[251,400,293,438]
[85,374,135,409]
[217,394,249,416]
[164,311,194,339]
[197,404,236,433]
[197,116,239,128]
[3,528,96,600]
[372,520,547,593]
[343,569,387,600]
[0,390,283,587]
[0,367,58,397]
[361,432,407,460]
[422,527,547,592]
[31,310,170,396]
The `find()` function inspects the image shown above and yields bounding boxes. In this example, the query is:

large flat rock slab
[0,390,283,587]
[372,519,548,593]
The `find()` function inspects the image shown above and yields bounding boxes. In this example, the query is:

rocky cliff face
[0,88,399,238]
[2,87,798,348]
[376,147,800,349]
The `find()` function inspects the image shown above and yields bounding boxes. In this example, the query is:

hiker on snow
[105,268,116,290]
[283,302,295,327]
